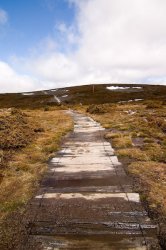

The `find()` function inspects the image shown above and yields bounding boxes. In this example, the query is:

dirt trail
[24,111,160,249]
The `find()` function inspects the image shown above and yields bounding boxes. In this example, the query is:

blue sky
[0,0,166,93]
[0,0,76,60]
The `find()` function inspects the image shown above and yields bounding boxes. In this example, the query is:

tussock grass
[146,101,163,109]
[112,136,132,148]
[117,148,148,161]
[129,161,166,215]
[0,109,73,219]
[86,104,108,114]
[105,131,132,148]
[104,132,121,139]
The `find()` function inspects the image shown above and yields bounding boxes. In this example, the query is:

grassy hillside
[67,84,166,105]
[0,84,166,108]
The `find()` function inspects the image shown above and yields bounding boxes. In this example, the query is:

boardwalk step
[29,221,157,236]
[25,234,155,250]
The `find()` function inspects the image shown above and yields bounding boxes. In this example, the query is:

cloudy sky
[0,0,166,93]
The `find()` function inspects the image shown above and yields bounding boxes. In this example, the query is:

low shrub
[44,106,50,111]
[146,101,162,109]
[146,116,166,133]
[104,132,121,139]
[86,104,108,114]
[0,109,35,150]
[112,136,133,148]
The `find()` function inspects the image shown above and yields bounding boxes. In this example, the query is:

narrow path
[24,111,159,249]
[53,95,61,104]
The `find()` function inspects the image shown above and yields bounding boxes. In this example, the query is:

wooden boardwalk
[24,111,159,249]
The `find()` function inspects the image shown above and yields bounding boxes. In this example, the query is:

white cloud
[0,8,8,24]
[0,61,42,93]
[54,21,79,48]
[73,0,166,83]
[2,0,166,93]
[24,0,166,87]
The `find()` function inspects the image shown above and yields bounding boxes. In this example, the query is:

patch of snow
[22,93,34,96]
[119,99,143,104]
[62,95,68,98]
[107,86,130,90]
[132,87,142,89]
[134,99,143,101]
[130,111,136,115]
[107,86,143,91]
[124,110,136,115]
[50,89,57,92]
[43,91,48,94]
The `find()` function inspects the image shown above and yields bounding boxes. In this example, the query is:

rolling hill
[0,83,166,108]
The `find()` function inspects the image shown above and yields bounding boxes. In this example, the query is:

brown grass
[112,135,132,148]
[0,109,35,150]
[0,108,73,219]
[129,161,166,215]
[117,148,148,161]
